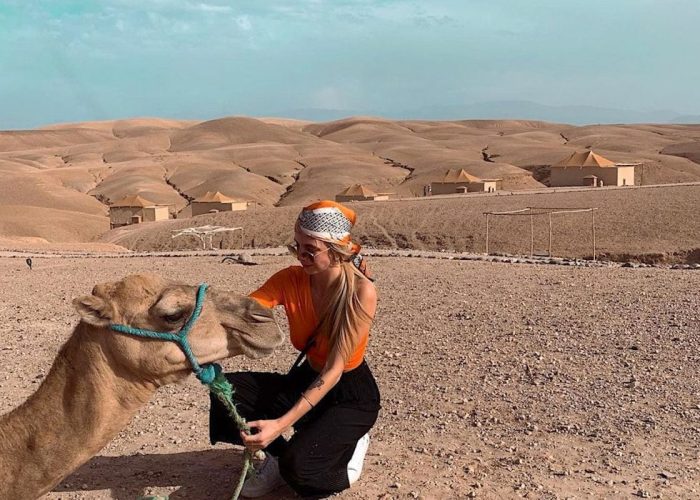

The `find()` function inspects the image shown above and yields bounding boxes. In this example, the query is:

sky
[1,0,699,129]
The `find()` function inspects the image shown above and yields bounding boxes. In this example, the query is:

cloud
[1,0,699,128]
[195,3,234,14]
[235,15,252,31]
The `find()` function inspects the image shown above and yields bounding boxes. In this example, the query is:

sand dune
[662,140,700,164]
[168,116,316,151]
[0,128,114,152]
[453,118,566,130]
[304,118,561,191]
[1,116,699,246]
[163,157,286,207]
[258,117,313,130]
[40,166,111,194]
[40,117,197,134]
[0,170,106,214]
[87,163,184,211]
[0,205,108,243]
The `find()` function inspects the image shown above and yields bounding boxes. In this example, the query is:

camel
[0,273,284,499]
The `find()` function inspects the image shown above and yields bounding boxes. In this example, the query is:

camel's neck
[0,323,157,499]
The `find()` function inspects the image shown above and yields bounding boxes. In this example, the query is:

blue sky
[1,0,699,128]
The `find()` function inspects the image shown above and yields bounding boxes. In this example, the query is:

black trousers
[209,360,381,498]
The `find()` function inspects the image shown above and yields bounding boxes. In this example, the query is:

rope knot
[196,363,219,385]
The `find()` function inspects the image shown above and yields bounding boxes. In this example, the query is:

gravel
[0,255,698,499]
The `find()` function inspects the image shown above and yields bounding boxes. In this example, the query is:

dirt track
[0,254,698,499]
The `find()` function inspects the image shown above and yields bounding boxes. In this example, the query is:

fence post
[485,213,490,255]
[548,212,552,257]
[592,210,596,261]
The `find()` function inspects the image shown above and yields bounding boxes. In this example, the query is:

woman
[210,200,381,498]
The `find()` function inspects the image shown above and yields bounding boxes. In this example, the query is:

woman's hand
[241,419,285,451]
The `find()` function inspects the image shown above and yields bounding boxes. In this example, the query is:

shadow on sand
[53,449,297,500]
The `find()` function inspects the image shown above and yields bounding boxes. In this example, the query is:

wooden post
[591,209,596,261]
[548,212,553,257]
[530,213,534,257]
[485,213,490,255]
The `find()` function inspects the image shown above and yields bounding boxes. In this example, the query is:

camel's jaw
[154,367,194,387]
[222,319,284,360]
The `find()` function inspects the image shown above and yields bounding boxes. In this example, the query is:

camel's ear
[73,295,113,326]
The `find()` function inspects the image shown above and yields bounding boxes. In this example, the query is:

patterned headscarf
[297,200,372,280]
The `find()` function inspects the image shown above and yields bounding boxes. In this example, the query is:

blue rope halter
[109,282,255,498]
[109,283,217,384]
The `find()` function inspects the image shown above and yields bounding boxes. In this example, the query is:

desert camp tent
[109,195,170,228]
[430,169,500,195]
[550,150,637,187]
[191,191,247,216]
[335,184,389,202]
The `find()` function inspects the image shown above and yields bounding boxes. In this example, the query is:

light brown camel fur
[0,273,284,499]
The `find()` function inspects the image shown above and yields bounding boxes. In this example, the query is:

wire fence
[483,207,598,259]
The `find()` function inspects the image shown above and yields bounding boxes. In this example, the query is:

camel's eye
[163,311,185,323]
[152,289,193,324]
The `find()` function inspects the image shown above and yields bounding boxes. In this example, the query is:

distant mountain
[269,107,358,122]
[400,100,684,125]
[670,115,700,124]
[272,100,696,126]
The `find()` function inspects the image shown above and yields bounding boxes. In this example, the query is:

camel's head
[72,273,284,385]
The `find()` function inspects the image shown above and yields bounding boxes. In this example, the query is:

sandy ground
[1,254,699,499]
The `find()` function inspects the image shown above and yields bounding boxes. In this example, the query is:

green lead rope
[207,363,254,500]
[109,283,254,500]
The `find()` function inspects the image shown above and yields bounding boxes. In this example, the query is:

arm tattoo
[310,376,325,390]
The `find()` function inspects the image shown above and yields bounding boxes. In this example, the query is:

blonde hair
[315,242,373,363]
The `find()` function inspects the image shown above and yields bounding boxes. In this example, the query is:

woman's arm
[242,280,377,451]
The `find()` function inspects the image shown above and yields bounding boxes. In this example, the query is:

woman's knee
[278,448,348,497]
[278,449,305,486]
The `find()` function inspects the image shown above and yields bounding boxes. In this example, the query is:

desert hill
[103,184,700,264]
[0,116,699,247]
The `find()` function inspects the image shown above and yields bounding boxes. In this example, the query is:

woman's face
[292,228,334,274]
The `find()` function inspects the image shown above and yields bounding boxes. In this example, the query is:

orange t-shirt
[249,266,368,371]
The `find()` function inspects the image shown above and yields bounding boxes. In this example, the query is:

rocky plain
[2,115,699,499]
[1,252,698,499]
